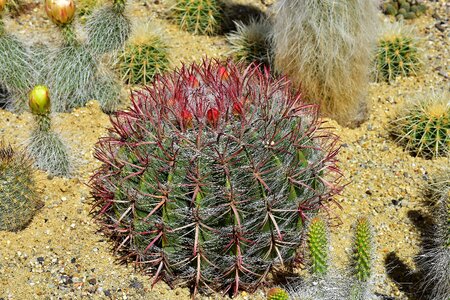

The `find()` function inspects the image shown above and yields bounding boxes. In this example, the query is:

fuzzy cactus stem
[113,0,125,13]
[60,24,78,46]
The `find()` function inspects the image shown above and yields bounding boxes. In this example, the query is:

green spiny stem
[60,24,78,46]
[353,217,372,282]
[308,217,328,276]
[36,114,51,132]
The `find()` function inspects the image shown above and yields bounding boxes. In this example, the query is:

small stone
[37,257,44,264]
[104,290,112,297]
[88,278,97,285]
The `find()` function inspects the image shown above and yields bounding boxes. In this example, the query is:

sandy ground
[0,0,449,299]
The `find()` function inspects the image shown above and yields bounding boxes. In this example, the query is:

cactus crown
[91,59,343,296]
[352,217,373,282]
[307,217,329,276]
[118,23,170,85]
[390,89,449,159]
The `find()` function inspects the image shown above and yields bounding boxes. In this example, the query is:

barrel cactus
[0,143,42,232]
[390,89,449,159]
[91,59,343,296]
[375,22,421,82]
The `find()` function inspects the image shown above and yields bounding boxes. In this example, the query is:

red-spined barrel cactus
[91,60,343,296]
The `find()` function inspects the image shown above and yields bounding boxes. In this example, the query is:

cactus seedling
[267,287,290,300]
[118,24,170,85]
[86,0,131,56]
[91,59,343,296]
[272,0,380,127]
[27,85,71,176]
[390,90,449,159]
[0,143,42,232]
[308,217,329,276]
[375,22,421,82]
[171,0,223,35]
[226,18,272,67]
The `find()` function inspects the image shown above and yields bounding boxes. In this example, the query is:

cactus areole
[91,60,343,296]
[29,85,50,115]
[45,0,75,26]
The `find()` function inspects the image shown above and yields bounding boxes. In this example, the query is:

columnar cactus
[417,171,450,299]
[272,0,379,127]
[118,24,170,85]
[86,0,131,55]
[27,85,71,176]
[375,22,421,82]
[0,143,42,232]
[390,89,449,159]
[171,0,222,35]
[227,18,272,67]
[91,59,343,296]
[308,217,329,276]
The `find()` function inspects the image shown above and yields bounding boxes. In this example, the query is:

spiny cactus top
[91,59,343,296]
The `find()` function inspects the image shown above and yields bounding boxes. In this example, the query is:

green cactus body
[118,35,169,85]
[308,217,329,276]
[391,90,449,159]
[376,23,420,82]
[91,60,343,296]
[0,144,41,232]
[353,217,372,282]
[267,287,290,300]
[171,0,222,35]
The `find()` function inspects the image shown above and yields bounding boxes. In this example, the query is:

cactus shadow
[220,3,266,34]
[384,209,435,300]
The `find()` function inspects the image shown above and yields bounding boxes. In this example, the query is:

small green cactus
[308,217,329,276]
[171,0,222,35]
[390,89,449,159]
[0,143,42,232]
[27,85,71,176]
[267,287,290,300]
[226,18,272,67]
[353,217,373,282]
[382,0,427,20]
[118,24,170,85]
[375,22,421,82]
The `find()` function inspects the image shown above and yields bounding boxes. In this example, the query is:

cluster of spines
[0,143,41,232]
[375,23,421,82]
[171,0,223,35]
[226,18,272,67]
[390,89,449,159]
[91,59,343,297]
[382,0,427,20]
